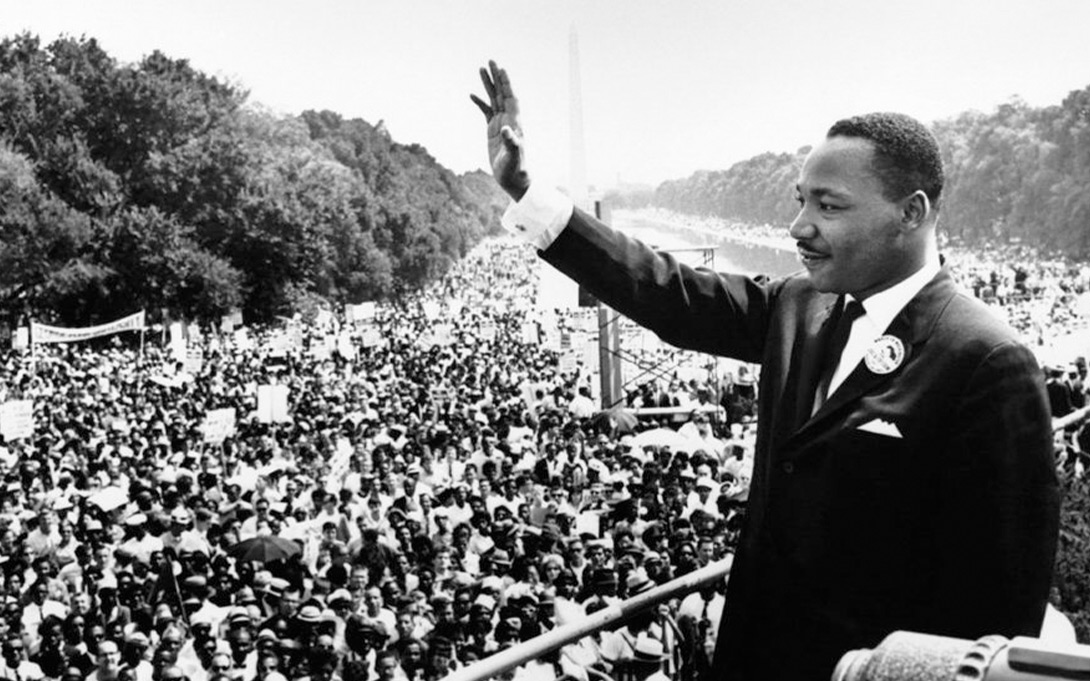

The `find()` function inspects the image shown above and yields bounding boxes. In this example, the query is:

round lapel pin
[865,335,905,374]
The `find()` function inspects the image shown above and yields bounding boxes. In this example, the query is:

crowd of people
[0,222,1085,681]
[0,238,750,681]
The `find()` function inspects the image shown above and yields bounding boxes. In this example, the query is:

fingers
[469,94,492,120]
[478,65,497,106]
[492,61,518,115]
[488,61,505,110]
[473,61,520,124]
[494,62,514,100]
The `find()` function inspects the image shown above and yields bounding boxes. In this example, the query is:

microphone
[834,631,1090,681]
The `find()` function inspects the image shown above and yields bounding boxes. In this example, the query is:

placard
[431,324,454,347]
[0,400,33,441]
[574,512,600,538]
[347,302,376,323]
[360,328,384,349]
[202,408,236,444]
[170,322,186,362]
[337,332,357,359]
[184,348,203,374]
[256,385,291,423]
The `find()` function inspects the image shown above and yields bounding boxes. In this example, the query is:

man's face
[364,589,383,614]
[31,581,49,604]
[42,623,63,650]
[98,641,122,672]
[698,540,715,565]
[350,568,368,591]
[377,655,398,681]
[791,136,911,299]
[276,590,297,616]
[435,602,454,623]
[3,639,23,665]
[454,592,471,618]
[404,642,424,667]
[231,632,254,659]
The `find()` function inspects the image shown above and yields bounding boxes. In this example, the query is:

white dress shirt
[827,258,941,397]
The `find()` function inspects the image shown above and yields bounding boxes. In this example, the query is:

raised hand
[470,60,530,201]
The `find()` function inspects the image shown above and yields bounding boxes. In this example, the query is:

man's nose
[788,207,817,241]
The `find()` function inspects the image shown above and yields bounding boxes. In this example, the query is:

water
[611,210,801,278]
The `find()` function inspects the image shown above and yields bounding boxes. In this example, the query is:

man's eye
[819,202,840,212]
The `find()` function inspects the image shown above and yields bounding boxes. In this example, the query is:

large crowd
[0,223,1086,681]
[0,237,750,681]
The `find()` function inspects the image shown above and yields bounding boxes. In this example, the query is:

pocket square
[856,418,903,438]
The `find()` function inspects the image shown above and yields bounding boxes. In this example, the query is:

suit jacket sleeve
[540,207,779,363]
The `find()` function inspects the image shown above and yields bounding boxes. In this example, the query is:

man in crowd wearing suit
[471,61,1059,681]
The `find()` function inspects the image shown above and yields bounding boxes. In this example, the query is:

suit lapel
[773,296,839,449]
[783,268,958,451]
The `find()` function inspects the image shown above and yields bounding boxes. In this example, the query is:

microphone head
[833,632,991,681]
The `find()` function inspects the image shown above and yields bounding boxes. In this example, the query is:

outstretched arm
[470,60,531,201]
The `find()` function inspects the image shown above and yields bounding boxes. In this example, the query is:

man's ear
[901,191,931,231]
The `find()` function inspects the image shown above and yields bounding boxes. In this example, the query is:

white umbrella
[227,468,259,489]
[630,427,702,452]
[88,486,128,512]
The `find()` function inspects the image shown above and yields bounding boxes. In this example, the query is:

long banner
[31,311,146,345]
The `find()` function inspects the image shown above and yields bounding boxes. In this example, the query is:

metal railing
[1054,405,1090,432]
[446,557,733,681]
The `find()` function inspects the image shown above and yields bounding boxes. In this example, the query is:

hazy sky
[6,0,1090,191]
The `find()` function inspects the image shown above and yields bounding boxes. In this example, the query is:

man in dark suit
[472,61,1059,681]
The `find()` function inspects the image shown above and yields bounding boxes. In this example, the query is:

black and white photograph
[0,2,1089,681]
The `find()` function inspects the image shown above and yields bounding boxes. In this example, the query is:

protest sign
[32,311,145,345]
[360,328,384,349]
[185,348,203,374]
[559,352,578,374]
[521,322,538,345]
[0,400,33,441]
[347,302,376,323]
[202,408,236,444]
[431,324,454,347]
[256,384,291,423]
[170,322,186,362]
[337,332,357,359]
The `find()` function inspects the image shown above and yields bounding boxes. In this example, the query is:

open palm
[470,61,530,200]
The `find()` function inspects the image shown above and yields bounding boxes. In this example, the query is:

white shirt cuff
[501,184,574,251]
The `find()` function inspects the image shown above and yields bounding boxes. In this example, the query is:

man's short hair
[827,112,944,209]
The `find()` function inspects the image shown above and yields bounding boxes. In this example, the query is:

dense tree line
[611,89,1090,260]
[0,33,505,326]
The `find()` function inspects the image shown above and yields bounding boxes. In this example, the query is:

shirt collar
[849,256,941,333]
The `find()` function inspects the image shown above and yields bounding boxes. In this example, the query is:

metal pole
[445,557,733,681]
[595,199,623,410]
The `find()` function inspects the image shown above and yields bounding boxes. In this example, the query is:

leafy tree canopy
[0,32,506,326]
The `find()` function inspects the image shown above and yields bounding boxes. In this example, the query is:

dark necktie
[813,298,865,412]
